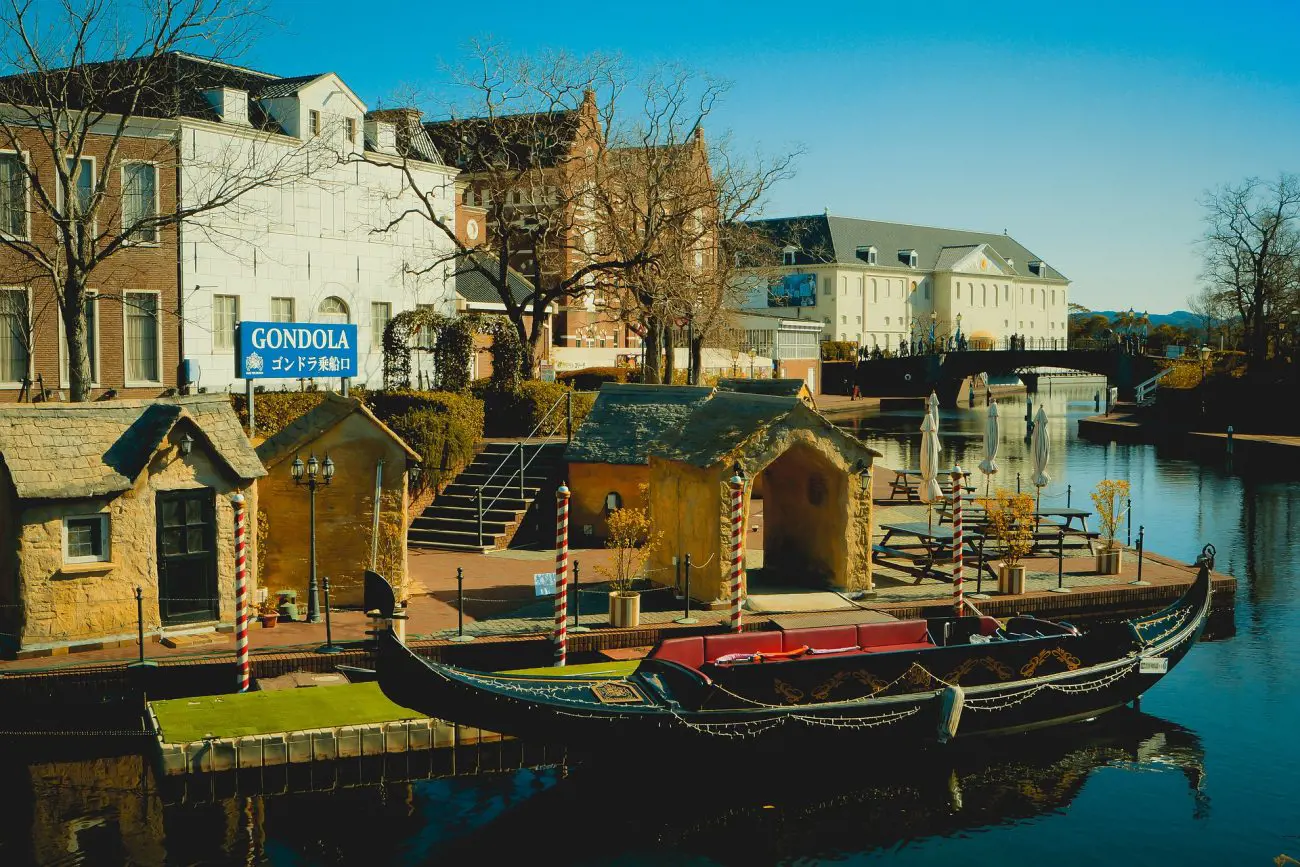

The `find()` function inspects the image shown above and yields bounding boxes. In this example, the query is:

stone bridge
[824,348,1163,407]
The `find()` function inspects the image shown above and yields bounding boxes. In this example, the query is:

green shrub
[231,390,334,437]
[820,340,858,361]
[557,365,643,390]
[473,380,595,437]
[381,392,485,495]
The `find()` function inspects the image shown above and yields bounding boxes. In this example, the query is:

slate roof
[652,392,881,468]
[717,378,808,398]
[0,395,264,501]
[423,109,582,172]
[745,214,1068,281]
[256,394,419,470]
[453,252,538,307]
[565,384,715,465]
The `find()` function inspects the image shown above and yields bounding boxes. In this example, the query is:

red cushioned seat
[703,632,783,663]
[650,636,705,669]
[862,641,934,654]
[858,620,929,648]
[780,625,858,652]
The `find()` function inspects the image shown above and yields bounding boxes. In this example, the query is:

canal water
[2,380,1297,865]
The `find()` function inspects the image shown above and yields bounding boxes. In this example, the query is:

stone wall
[567,462,649,545]
[258,412,409,608]
[10,428,256,652]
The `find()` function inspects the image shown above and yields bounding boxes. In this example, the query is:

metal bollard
[135,586,145,666]
[476,488,484,547]
[676,553,697,624]
[1051,529,1070,593]
[571,560,589,633]
[1132,526,1148,585]
[451,567,474,642]
[1066,484,1072,507]
[1126,498,1132,547]
[1016,472,1021,494]
[1095,390,1100,412]
[1226,425,1234,456]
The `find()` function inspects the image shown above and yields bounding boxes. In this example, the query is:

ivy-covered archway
[383,311,529,393]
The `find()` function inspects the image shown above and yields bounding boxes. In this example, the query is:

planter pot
[608,591,641,628]
[998,563,1026,595]
[1095,547,1123,576]
[260,613,279,629]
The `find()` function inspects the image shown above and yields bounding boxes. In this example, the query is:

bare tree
[0,0,332,400]
[1199,174,1300,369]
[359,42,657,380]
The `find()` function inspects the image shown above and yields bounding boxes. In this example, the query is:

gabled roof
[745,214,1068,281]
[651,392,881,468]
[0,395,264,501]
[453,252,537,307]
[255,394,419,470]
[566,384,715,465]
[423,109,584,172]
[254,73,325,100]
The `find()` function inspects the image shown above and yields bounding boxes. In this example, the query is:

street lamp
[929,311,937,352]
[1199,345,1212,415]
[748,346,757,378]
[956,313,963,346]
[292,453,334,625]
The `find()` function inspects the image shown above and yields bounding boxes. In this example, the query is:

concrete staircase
[409,441,567,552]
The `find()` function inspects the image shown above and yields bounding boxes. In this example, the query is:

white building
[176,57,460,392]
[739,214,1070,352]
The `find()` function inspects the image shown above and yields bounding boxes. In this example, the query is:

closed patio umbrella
[978,402,1000,496]
[928,390,942,458]
[1031,405,1051,514]
[919,412,943,531]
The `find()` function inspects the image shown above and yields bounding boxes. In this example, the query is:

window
[0,287,29,383]
[270,297,295,323]
[122,162,159,243]
[59,293,99,385]
[924,284,930,300]
[317,296,350,323]
[213,295,239,351]
[371,302,392,349]
[855,315,862,324]
[956,284,961,300]
[839,276,847,296]
[309,110,321,137]
[782,246,797,266]
[64,514,109,564]
[125,292,160,383]
[1030,287,1035,304]
[840,315,847,325]
[1,151,28,237]
[885,317,890,326]
[345,117,357,144]
[604,491,623,513]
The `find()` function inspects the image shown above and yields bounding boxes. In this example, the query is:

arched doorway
[748,441,850,589]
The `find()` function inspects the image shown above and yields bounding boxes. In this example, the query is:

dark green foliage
[820,340,858,361]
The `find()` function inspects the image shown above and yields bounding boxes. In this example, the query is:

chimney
[202,87,249,125]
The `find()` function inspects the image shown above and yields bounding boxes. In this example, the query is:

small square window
[64,514,109,563]
[309,110,321,137]
[345,117,357,144]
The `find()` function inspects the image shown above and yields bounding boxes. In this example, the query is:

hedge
[472,380,595,437]
[557,366,642,390]
[382,392,485,495]
[231,389,333,437]
[820,340,858,361]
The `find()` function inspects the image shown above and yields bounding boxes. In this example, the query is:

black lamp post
[292,453,334,624]
[748,346,757,378]
[1199,344,1212,415]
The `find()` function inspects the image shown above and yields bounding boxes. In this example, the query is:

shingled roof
[717,378,810,399]
[651,392,880,469]
[453,252,537,307]
[565,384,714,466]
[0,395,264,500]
[256,394,419,470]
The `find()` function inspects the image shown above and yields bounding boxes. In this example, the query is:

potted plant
[258,598,280,628]
[1091,479,1131,575]
[595,502,660,629]
[977,489,1035,594]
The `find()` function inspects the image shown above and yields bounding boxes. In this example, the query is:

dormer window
[899,249,918,268]
[1029,260,1047,277]
[856,245,878,265]
[782,245,798,266]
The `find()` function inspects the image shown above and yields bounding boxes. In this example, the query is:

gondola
[370,545,1215,751]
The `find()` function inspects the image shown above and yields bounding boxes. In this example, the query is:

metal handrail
[475,390,573,544]
[1135,368,1172,404]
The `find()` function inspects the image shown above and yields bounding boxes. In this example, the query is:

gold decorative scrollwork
[590,681,646,704]
[944,655,1016,684]
[1019,647,1083,678]
[773,679,805,704]
[852,670,890,693]
[811,671,850,701]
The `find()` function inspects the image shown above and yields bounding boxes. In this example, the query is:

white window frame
[57,154,98,242]
[120,160,160,245]
[63,512,110,564]
[270,296,295,323]
[59,290,101,388]
[123,289,163,386]
[370,301,391,350]
[0,148,31,240]
[0,285,32,387]
[308,110,321,137]
[345,117,357,145]
[212,294,239,353]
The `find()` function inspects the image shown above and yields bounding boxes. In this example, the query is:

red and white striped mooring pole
[729,467,746,633]
[554,483,570,666]
[951,466,964,617]
[232,493,250,693]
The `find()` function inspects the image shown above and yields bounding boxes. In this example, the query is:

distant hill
[1072,309,1201,329]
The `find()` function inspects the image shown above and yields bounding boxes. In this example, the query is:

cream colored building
[739,214,1071,351]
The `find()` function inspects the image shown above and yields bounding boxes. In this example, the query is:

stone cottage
[565,384,714,543]
[255,394,420,608]
[647,392,880,604]
[0,396,265,658]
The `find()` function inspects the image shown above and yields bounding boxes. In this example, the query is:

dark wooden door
[157,488,218,625]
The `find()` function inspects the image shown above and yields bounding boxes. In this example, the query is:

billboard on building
[768,273,817,308]
[237,322,359,379]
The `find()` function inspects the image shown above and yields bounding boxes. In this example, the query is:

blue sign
[769,273,817,308]
[237,321,358,379]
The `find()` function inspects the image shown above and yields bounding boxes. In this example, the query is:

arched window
[604,491,623,513]
[318,296,350,323]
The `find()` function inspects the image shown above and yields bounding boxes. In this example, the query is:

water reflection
[0,710,1205,866]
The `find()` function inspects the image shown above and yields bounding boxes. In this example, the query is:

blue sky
[244,0,1300,314]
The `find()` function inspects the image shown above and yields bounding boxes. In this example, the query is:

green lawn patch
[502,660,639,678]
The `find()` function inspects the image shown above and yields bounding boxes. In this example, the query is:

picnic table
[873,520,998,586]
[886,468,975,503]
[938,501,1098,553]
